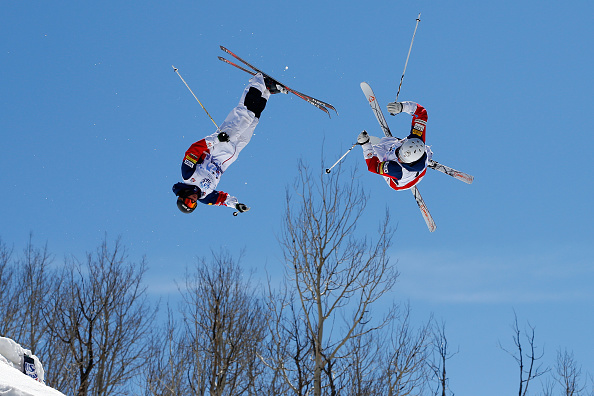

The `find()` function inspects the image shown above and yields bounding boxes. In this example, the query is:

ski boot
[264,76,288,94]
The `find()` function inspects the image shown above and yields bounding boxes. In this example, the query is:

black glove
[235,203,250,213]
[264,76,287,94]
[217,132,230,142]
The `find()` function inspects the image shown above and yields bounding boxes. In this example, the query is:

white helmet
[397,138,426,163]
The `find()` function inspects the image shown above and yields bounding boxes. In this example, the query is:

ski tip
[326,105,338,115]
[316,105,331,118]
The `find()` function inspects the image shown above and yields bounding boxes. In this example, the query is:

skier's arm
[365,156,403,180]
[404,102,427,143]
[184,132,229,162]
[181,139,209,178]
[182,131,236,177]
[198,191,239,208]
[360,136,404,180]
[387,101,428,142]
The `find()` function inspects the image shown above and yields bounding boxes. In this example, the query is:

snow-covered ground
[0,337,64,396]
[0,362,64,396]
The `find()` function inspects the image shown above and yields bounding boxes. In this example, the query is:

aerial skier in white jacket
[172,73,282,214]
[357,100,432,191]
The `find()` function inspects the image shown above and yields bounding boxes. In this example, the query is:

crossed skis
[218,46,337,118]
[360,82,474,232]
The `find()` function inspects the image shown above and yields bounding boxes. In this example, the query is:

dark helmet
[172,183,201,214]
[176,196,197,213]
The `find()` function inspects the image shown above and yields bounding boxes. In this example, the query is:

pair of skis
[360,82,474,232]
[218,46,337,117]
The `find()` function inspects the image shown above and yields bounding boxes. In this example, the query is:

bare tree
[542,377,557,396]
[261,281,313,396]
[276,162,399,396]
[14,235,56,352]
[46,236,156,396]
[428,320,458,396]
[499,312,549,396]
[327,303,432,396]
[0,234,71,387]
[340,328,384,396]
[0,235,56,345]
[380,304,433,396]
[143,305,188,396]
[178,249,268,396]
[0,237,18,336]
[553,349,586,396]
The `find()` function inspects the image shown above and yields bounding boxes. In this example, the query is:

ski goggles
[183,196,197,209]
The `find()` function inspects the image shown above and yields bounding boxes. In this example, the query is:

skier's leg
[218,116,259,172]
[242,84,269,120]
[219,73,270,142]
[215,74,270,172]
[233,117,259,156]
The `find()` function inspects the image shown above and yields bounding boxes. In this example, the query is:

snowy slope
[0,361,64,396]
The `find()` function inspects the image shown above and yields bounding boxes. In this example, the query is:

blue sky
[2,1,594,394]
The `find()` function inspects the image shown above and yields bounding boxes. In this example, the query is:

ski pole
[325,143,357,174]
[395,13,421,102]
[172,65,221,132]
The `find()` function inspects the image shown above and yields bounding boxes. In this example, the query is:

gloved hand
[264,76,288,94]
[217,132,230,142]
[235,203,250,213]
[357,130,370,145]
[387,102,403,116]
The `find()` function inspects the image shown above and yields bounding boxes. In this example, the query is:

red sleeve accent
[411,104,428,142]
[413,104,428,122]
[184,139,209,162]
[198,190,230,206]
[365,156,381,175]
[366,157,403,180]
[214,192,229,206]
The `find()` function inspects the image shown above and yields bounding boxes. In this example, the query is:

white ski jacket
[361,101,432,190]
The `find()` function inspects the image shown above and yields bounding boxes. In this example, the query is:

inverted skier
[172,73,283,214]
[357,100,432,191]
